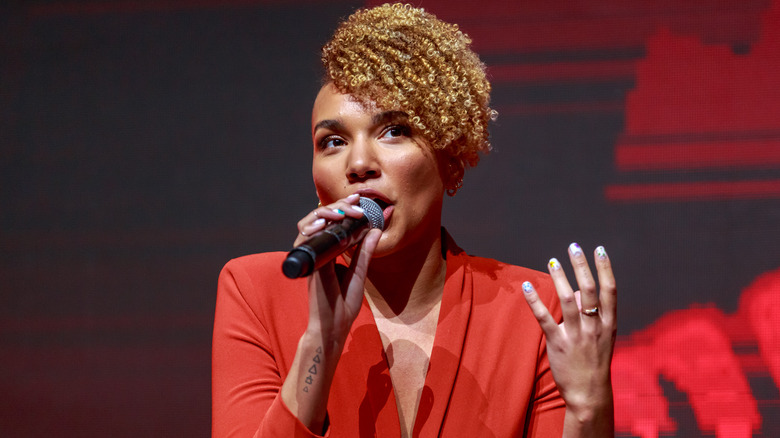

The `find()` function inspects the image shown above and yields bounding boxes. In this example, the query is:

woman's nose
[346,139,381,182]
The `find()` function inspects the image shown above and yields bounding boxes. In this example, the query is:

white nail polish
[596,246,607,259]
[522,281,533,293]
[569,242,583,256]
[351,205,365,213]
[313,218,325,226]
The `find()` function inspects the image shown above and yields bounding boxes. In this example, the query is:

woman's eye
[319,136,345,149]
[381,125,411,139]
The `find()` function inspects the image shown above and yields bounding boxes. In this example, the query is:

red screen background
[1,0,778,436]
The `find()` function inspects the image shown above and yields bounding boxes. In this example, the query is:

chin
[368,232,401,259]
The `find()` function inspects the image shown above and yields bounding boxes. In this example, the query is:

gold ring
[582,306,599,316]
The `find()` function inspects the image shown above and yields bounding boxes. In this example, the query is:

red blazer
[212,234,565,437]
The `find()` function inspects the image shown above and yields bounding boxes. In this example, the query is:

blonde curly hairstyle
[321,3,496,194]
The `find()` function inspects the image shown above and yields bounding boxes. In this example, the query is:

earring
[446,179,463,196]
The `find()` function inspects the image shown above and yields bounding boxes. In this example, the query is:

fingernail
[333,208,345,215]
[522,281,534,294]
[548,258,561,270]
[313,218,326,226]
[346,193,360,201]
[569,242,583,256]
[596,246,607,259]
[351,205,365,213]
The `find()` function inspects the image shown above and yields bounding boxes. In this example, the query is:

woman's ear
[436,151,465,197]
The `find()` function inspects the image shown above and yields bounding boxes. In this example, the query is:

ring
[582,306,599,316]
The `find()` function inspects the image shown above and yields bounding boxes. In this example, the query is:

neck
[363,228,446,320]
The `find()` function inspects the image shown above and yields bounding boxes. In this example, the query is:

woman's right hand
[295,193,381,341]
[282,193,381,432]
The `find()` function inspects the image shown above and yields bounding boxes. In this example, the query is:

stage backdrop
[1,0,779,436]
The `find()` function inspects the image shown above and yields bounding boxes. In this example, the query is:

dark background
[2,0,779,436]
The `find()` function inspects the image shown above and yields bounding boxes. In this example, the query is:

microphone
[282,197,385,279]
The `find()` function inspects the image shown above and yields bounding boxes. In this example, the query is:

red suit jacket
[212,234,565,437]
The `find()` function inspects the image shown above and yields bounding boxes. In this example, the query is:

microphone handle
[282,216,370,278]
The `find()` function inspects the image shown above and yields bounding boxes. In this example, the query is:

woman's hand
[295,193,381,340]
[282,194,381,432]
[522,243,616,435]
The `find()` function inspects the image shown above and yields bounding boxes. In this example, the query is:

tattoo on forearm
[302,346,323,393]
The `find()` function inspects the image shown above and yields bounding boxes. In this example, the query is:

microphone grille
[359,197,385,231]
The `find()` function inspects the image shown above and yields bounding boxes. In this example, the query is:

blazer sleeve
[211,258,325,438]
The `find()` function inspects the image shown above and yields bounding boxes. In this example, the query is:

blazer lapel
[413,245,473,437]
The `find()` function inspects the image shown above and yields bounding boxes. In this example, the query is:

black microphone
[282,197,385,279]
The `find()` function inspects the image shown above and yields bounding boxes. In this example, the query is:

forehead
[311,84,379,125]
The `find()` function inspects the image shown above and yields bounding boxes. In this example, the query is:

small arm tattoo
[302,346,323,393]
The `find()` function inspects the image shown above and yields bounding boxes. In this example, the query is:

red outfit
[212,234,565,437]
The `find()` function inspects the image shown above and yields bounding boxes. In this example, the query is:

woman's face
[311,83,446,257]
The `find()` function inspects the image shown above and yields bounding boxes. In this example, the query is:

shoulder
[443,229,555,302]
[461,252,555,295]
[218,251,308,315]
[222,251,288,276]
[457,252,561,320]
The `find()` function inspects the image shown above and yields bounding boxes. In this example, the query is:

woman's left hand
[522,243,616,430]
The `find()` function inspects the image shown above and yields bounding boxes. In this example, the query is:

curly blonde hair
[321,3,496,194]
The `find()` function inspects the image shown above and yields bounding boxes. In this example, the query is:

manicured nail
[569,242,583,256]
[333,208,345,215]
[548,258,561,271]
[313,218,326,226]
[596,246,607,259]
[346,193,360,201]
[351,205,365,213]
[522,281,534,293]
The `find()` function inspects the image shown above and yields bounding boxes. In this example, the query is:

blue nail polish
[522,281,533,293]
[333,208,345,215]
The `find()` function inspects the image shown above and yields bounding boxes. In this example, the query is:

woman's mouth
[372,198,394,226]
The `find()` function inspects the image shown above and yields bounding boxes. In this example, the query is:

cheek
[402,156,445,193]
[311,162,340,203]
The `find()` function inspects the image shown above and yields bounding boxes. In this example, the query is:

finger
[522,281,560,339]
[310,260,340,312]
[294,194,362,245]
[341,229,381,311]
[294,218,326,246]
[568,242,599,315]
[594,245,617,327]
[547,257,580,335]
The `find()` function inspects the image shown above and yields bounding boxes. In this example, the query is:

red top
[212,234,565,437]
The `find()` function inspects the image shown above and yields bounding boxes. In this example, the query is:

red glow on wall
[605,179,780,202]
[610,0,780,202]
[613,267,780,437]
[615,138,780,171]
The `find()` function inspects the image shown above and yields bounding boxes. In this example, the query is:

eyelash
[318,136,345,150]
[382,124,412,138]
[316,124,412,150]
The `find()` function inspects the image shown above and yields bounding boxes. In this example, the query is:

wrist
[563,387,615,437]
[301,325,346,358]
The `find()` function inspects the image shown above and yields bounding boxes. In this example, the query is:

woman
[212,4,616,437]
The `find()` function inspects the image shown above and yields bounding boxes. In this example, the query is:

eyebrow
[372,110,409,126]
[312,119,344,134]
[312,110,410,135]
